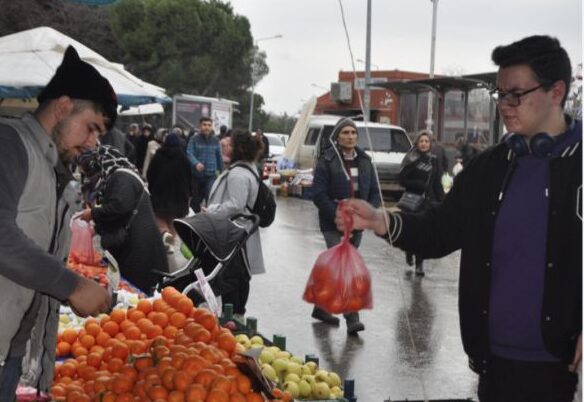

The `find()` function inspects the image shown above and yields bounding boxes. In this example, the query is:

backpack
[232,164,276,228]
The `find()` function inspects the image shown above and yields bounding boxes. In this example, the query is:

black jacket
[92,170,168,294]
[313,146,381,232]
[388,138,582,374]
[147,145,192,219]
[399,151,444,207]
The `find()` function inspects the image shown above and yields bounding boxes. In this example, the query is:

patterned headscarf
[77,145,140,203]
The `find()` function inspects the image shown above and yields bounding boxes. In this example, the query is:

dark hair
[491,35,572,106]
[232,130,264,163]
[199,117,213,124]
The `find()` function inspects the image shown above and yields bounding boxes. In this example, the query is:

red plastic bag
[69,215,97,265]
[303,201,373,314]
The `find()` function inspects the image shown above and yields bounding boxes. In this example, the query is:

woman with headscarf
[146,133,192,249]
[311,117,381,335]
[398,130,445,276]
[142,127,166,178]
[77,146,168,294]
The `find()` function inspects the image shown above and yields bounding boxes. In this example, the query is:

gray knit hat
[330,117,358,144]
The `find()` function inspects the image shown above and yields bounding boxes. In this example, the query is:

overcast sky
[227,0,582,116]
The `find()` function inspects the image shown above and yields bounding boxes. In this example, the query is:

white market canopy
[0,26,171,107]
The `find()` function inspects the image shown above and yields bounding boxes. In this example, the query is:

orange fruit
[61,328,78,344]
[148,385,169,401]
[168,390,186,402]
[111,374,134,394]
[170,312,187,329]
[236,374,251,395]
[101,320,119,337]
[72,345,88,358]
[119,366,138,383]
[173,370,194,392]
[136,317,154,333]
[80,334,96,349]
[118,319,134,333]
[164,325,179,339]
[56,341,71,357]
[176,298,194,315]
[107,357,124,373]
[194,368,216,388]
[111,342,129,360]
[185,383,207,402]
[124,325,142,340]
[230,392,247,402]
[85,321,101,337]
[114,392,133,402]
[137,299,153,315]
[153,299,168,312]
[246,392,264,402]
[127,308,146,323]
[210,375,231,393]
[196,312,217,332]
[152,312,169,328]
[146,324,164,339]
[134,356,154,372]
[86,352,102,368]
[95,331,111,347]
[192,328,212,344]
[206,388,229,402]
[217,333,236,353]
[109,309,126,324]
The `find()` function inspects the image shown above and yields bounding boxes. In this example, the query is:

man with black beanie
[0,45,116,398]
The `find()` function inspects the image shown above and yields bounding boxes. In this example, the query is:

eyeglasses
[489,84,548,107]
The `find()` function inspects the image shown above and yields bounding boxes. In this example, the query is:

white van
[297,115,412,191]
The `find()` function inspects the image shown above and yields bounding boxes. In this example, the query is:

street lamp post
[248,34,283,132]
[426,0,439,131]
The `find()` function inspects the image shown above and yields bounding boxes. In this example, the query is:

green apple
[250,343,263,349]
[315,369,329,382]
[284,373,300,383]
[326,372,341,388]
[261,364,277,382]
[259,349,275,364]
[298,380,312,398]
[304,361,317,374]
[235,334,250,344]
[290,355,304,365]
[313,382,331,399]
[331,386,344,398]
[301,365,312,376]
[272,358,289,374]
[250,335,264,345]
[267,346,281,354]
[275,350,291,360]
[283,381,300,398]
[286,362,302,377]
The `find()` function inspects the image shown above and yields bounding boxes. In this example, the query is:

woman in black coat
[399,130,445,276]
[78,146,168,295]
[146,133,193,241]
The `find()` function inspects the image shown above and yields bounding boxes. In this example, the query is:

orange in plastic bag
[69,215,98,265]
[303,201,373,314]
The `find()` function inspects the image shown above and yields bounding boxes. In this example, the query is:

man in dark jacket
[312,118,381,335]
[186,117,224,212]
[336,36,581,402]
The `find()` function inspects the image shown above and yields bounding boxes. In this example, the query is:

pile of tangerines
[52,287,292,402]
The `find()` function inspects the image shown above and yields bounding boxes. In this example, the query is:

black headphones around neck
[505,132,555,157]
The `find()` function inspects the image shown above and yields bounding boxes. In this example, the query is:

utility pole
[426,0,439,131]
[364,0,372,122]
[248,34,283,132]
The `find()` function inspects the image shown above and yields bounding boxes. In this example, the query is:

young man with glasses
[337,35,581,402]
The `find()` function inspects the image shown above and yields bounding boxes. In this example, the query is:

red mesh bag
[303,201,373,314]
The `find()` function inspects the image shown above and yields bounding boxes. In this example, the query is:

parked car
[264,133,286,160]
[296,115,412,192]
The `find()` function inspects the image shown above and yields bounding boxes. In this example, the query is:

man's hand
[196,163,205,172]
[335,199,389,236]
[68,277,112,317]
[569,334,582,372]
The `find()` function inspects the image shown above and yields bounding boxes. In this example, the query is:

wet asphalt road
[244,196,478,402]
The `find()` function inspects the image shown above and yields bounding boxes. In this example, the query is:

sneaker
[415,264,425,277]
[312,307,340,326]
[345,312,365,335]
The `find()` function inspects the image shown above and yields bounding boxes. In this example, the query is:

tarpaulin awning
[0,26,171,107]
